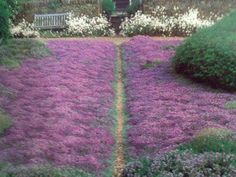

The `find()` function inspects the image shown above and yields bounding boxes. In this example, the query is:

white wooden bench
[34,13,70,30]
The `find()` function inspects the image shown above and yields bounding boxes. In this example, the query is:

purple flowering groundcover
[122,36,236,159]
[0,40,116,174]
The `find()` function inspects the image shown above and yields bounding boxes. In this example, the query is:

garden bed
[122,36,236,159]
[0,40,116,175]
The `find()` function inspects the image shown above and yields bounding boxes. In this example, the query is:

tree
[0,0,10,43]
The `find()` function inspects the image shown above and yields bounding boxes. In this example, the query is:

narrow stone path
[113,46,125,177]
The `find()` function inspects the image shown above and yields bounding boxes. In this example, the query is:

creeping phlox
[120,6,220,36]
[66,13,115,37]
[123,36,236,158]
[0,40,116,172]
[11,19,40,38]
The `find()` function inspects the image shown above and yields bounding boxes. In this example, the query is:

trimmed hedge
[173,11,236,91]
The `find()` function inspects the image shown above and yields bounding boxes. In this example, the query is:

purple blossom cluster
[123,36,236,158]
[0,40,116,173]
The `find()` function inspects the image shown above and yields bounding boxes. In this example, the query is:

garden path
[113,46,125,177]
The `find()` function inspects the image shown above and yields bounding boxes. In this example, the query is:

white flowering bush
[120,6,221,36]
[120,11,166,36]
[66,13,115,37]
[11,19,40,38]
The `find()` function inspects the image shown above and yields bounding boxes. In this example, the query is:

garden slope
[123,36,236,158]
[0,40,116,174]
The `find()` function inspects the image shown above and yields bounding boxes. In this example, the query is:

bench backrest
[34,13,70,30]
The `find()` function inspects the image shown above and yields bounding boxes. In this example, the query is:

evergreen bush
[173,11,236,90]
[0,0,10,43]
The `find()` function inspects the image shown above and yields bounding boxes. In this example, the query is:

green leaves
[0,0,10,42]
[173,11,236,91]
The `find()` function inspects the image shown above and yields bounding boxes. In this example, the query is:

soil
[113,46,125,177]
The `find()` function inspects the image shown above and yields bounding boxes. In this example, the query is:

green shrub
[0,0,10,42]
[173,11,236,90]
[0,39,51,68]
[102,0,115,16]
[126,0,141,15]
[47,0,62,11]
[178,128,236,155]
[0,109,11,135]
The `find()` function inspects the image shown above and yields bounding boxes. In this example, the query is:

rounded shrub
[102,0,115,17]
[126,0,142,15]
[173,11,236,91]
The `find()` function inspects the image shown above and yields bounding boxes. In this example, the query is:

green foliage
[178,128,236,155]
[0,165,95,177]
[0,109,11,135]
[173,11,236,90]
[47,0,62,11]
[0,0,10,42]
[126,0,141,15]
[225,100,236,109]
[0,39,51,68]
[141,60,162,69]
[102,0,115,16]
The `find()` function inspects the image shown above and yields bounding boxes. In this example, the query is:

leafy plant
[141,60,162,69]
[225,100,236,109]
[173,11,236,90]
[0,39,51,68]
[102,0,115,16]
[122,151,236,177]
[0,109,11,135]
[178,128,236,155]
[126,0,141,15]
[47,0,62,11]
[0,0,10,43]
[0,165,95,177]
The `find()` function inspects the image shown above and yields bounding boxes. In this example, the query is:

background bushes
[0,0,10,42]
[102,0,115,17]
[173,11,236,90]
[143,0,236,19]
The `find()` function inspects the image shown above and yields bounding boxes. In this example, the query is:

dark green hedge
[173,11,236,91]
[0,0,10,42]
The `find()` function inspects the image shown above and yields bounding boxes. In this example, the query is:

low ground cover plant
[123,128,236,177]
[122,151,236,177]
[225,100,236,109]
[178,128,236,154]
[173,11,236,91]
[0,164,94,177]
[122,35,236,159]
[0,110,11,135]
[0,39,51,68]
[0,40,116,175]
